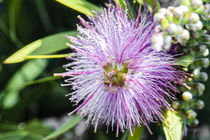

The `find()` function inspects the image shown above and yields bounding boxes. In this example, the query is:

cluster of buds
[153,0,210,127]
[152,0,209,51]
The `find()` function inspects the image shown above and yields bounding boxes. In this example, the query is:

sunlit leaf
[4,31,77,64]
[176,55,193,67]
[42,115,83,140]
[56,0,101,16]
[128,126,143,140]
[2,59,48,109]
[162,110,183,140]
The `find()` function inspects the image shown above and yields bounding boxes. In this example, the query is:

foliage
[0,0,209,140]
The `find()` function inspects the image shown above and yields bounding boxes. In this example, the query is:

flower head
[56,3,182,136]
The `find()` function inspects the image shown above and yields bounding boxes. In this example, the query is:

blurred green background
[0,0,209,140]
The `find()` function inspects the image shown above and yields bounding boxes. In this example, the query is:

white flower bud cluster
[202,4,210,20]
[152,0,207,52]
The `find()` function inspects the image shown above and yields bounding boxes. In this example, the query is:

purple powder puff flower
[55,3,183,136]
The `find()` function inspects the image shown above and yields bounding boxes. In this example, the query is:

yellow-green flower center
[103,63,128,86]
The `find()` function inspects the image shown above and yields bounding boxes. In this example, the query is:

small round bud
[189,13,200,23]
[196,82,205,96]
[202,4,210,20]
[191,0,203,9]
[163,35,172,50]
[192,31,201,39]
[172,101,180,109]
[192,119,199,127]
[159,8,168,15]
[203,49,209,57]
[154,13,165,23]
[192,67,201,79]
[172,7,184,18]
[191,21,203,32]
[186,110,197,119]
[167,23,178,34]
[196,100,205,109]
[179,5,189,14]
[198,45,207,54]
[155,25,161,32]
[201,58,209,68]
[178,29,190,45]
[182,91,193,101]
[167,6,174,11]
[194,58,210,68]
[152,33,164,52]
[199,72,208,82]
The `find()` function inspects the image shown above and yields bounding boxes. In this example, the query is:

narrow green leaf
[4,40,42,64]
[42,115,83,140]
[0,131,42,140]
[8,0,23,45]
[176,55,193,67]
[4,31,77,64]
[162,110,183,140]
[33,0,53,32]
[56,0,101,16]
[2,59,48,109]
[24,54,70,59]
[128,126,143,140]
[25,76,62,86]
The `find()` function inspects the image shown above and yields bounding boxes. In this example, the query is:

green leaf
[25,76,62,86]
[4,31,77,64]
[162,110,183,140]
[136,0,160,11]
[176,55,193,67]
[0,131,42,140]
[42,115,83,140]
[8,0,23,47]
[2,59,48,109]
[24,119,53,136]
[56,0,101,16]
[128,126,143,140]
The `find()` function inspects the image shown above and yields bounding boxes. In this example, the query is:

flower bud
[189,13,200,23]
[192,119,199,127]
[198,45,207,54]
[155,25,161,32]
[182,91,193,101]
[154,13,165,23]
[191,21,203,32]
[152,33,164,52]
[196,82,205,96]
[163,35,172,50]
[186,110,197,119]
[159,8,168,15]
[178,29,190,45]
[203,49,209,57]
[194,58,210,68]
[172,101,180,109]
[202,4,210,20]
[191,0,203,9]
[179,5,189,14]
[172,7,184,18]
[196,100,205,110]
[192,67,201,79]
[167,23,178,34]
[198,72,208,82]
